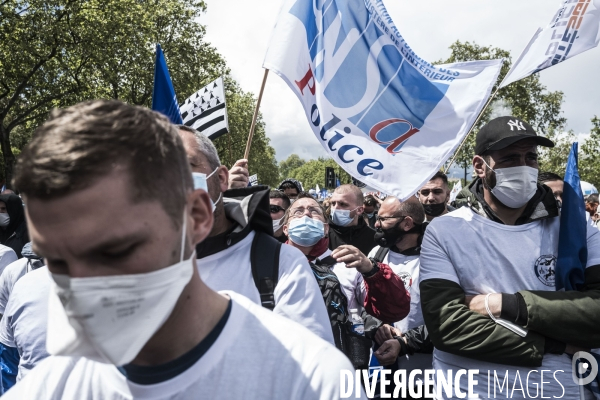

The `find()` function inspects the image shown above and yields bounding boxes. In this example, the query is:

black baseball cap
[475,116,554,155]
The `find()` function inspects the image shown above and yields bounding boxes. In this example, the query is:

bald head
[378,196,424,227]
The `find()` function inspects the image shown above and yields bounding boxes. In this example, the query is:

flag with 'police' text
[264,0,502,199]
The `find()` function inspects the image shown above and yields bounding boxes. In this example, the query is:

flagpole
[444,86,501,174]
[244,69,270,160]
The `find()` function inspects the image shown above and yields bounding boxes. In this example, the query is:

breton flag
[264,0,503,199]
[180,77,229,140]
[500,0,600,88]
[152,44,183,124]
[248,174,259,186]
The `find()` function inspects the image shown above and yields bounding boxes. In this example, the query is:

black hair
[269,190,291,209]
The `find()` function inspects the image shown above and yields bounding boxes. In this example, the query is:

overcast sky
[199,0,600,163]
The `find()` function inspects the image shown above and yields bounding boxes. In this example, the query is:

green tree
[0,0,279,189]
[579,116,600,188]
[440,41,566,185]
[287,157,352,190]
[279,154,306,181]
[537,127,574,177]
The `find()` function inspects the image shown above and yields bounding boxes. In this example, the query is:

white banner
[501,0,600,88]
[264,0,502,200]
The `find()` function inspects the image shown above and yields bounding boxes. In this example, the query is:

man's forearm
[363,263,410,324]
[421,278,546,367]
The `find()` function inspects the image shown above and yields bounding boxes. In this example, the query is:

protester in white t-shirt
[0,266,51,385]
[0,243,43,316]
[4,101,358,399]
[420,116,600,399]
[0,244,17,276]
[177,125,333,345]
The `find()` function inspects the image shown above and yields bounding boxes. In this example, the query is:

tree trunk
[0,126,15,190]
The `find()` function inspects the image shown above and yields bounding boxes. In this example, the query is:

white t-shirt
[0,245,17,278]
[420,207,600,399]
[0,258,34,315]
[4,292,365,400]
[368,246,422,333]
[0,266,50,381]
[196,231,334,344]
[318,249,366,312]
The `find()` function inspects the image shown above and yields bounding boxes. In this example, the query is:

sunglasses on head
[270,205,286,214]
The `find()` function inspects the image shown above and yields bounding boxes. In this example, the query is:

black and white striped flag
[180,77,229,140]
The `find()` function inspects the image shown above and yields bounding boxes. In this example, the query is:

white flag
[264,0,502,200]
[501,0,600,88]
[449,180,462,203]
[180,77,229,139]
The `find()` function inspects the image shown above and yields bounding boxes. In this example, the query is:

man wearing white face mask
[329,185,376,256]
[419,116,600,399]
[4,100,359,400]
[177,126,334,345]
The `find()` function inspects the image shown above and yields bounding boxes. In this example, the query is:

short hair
[587,193,599,204]
[396,197,425,225]
[177,125,221,171]
[334,184,364,207]
[429,171,448,186]
[280,182,300,193]
[270,190,291,209]
[538,171,563,184]
[364,195,377,207]
[14,100,193,226]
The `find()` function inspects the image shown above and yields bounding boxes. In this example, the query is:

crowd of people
[0,101,596,399]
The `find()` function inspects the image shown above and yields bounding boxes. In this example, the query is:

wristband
[362,259,380,278]
[485,293,528,337]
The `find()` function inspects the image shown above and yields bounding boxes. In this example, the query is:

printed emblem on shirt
[396,272,412,290]
[534,255,556,287]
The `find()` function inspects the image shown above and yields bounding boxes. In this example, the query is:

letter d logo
[572,351,598,385]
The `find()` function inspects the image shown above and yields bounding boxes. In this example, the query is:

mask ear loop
[180,208,188,263]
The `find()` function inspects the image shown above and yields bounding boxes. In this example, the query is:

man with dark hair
[363,195,379,229]
[178,126,333,345]
[269,190,290,242]
[329,184,376,256]
[278,179,303,201]
[420,116,600,398]
[5,100,357,399]
[538,171,563,205]
[418,171,453,222]
[586,193,599,220]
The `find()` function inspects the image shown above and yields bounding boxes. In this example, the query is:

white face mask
[46,211,194,366]
[483,160,539,209]
[272,216,284,233]
[331,206,359,227]
[193,167,221,212]
[0,213,9,228]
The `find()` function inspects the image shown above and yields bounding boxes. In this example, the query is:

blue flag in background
[152,44,183,124]
[555,142,587,291]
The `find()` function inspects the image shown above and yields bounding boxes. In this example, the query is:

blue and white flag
[180,77,229,140]
[248,174,259,186]
[264,0,502,199]
[501,0,600,88]
[152,44,183,125]
[556,143,587,291]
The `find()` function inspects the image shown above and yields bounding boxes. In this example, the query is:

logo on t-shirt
[534,255,556,287]
[397,272,412,290]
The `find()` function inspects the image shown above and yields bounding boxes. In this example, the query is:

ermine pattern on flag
[180,77,229,140]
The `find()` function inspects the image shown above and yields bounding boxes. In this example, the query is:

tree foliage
[439,41,566,184]
[0,0,278,188]
[283,155,352,190]
[279,154,306,181]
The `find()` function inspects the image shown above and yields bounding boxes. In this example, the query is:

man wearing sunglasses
[269,190,290,242]
[418,171,453,222]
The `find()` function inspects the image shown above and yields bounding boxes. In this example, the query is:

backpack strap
[373,246,389,264]
[250,231,281,310]
[315,256,337,267]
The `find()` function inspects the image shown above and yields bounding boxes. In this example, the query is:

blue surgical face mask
[331,207,359,227]
[287,216,325,247]
[192,167,221,212]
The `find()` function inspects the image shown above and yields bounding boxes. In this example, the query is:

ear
[356,205,364,215]
[445,189,451,203]
[188,189,214,248]
[473,156,486,179]
[283,222,289,237]
[217,165,229,193]
[403,216,415,231]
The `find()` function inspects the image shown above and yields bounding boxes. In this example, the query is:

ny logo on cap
[507,120,526,131]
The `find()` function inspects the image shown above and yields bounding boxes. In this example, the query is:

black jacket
[0,194,28,258]
[328,217,376,256]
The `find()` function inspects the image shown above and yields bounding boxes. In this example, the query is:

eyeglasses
[375,215,406,224]
[419,189,445,197]
[290,206,323,218]
[270,205,286,214]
